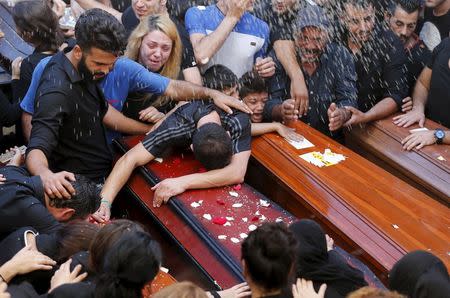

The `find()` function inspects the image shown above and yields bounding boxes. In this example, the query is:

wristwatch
[434,129,445,144]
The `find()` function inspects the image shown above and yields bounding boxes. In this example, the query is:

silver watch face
[435,130,445,139]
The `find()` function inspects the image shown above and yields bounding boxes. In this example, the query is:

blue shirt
[185,4,269,78]
[21,57,170,114]
[21,56,170,142]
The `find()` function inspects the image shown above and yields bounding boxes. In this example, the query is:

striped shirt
[142,101,251,157]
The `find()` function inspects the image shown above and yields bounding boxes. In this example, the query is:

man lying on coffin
[93,99,252,222]
[202,65,303,142]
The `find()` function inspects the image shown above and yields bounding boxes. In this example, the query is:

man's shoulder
[240,12,270,35]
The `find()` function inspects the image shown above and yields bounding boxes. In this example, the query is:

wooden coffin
[247,120,450,283]
[0,2,33,72]
[345,115,450,205]
[113,136,383,289]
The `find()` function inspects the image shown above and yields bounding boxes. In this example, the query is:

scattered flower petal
[229,191,239,197]
[198,167,207,173]
[242,217,248,222]
[275,218,283,223]
[190,202,201,208]
[251,216,259,222]
[230,237,240,243]
[226,217,234,221]
[233,184,242,191]
[232,203,243,208]
[172,158,181,165]
[224,221,231,227]
[203,214,212,221]
[249,224,257,231]
[216,199,225,205]
[218,235,227,240]
[259,199,271,207]
[392,224,399,229]
[240,233,248,239]
[154,158,163,163]
[212,217,227,225]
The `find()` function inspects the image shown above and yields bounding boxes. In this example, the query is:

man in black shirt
[94,101,251,222]
[339,0,409,127]
[387,0,432,95]
[74,0,202,85]
[0,165,101,240]
[264,5,358,141]
[394,38,450,150]
[419,0,450,51]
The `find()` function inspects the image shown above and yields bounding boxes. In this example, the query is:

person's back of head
[94,230,162,298]
[12,0,63,52]
[241,222,297,293]
[89,219,146,271]
[348,287,405,298]
[192,123,232,170]
[203,65,239,96]
[152,281,209,298]
[47,174,101,220]
[75,8,126,55]
[389,250,450,298]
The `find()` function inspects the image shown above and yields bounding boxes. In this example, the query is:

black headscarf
[289,219,367,297]
[389,250,450,298]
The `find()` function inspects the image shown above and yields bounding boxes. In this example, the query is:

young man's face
[343,3,376,44]
[425,0,446,8]
[243,92,268,123]
[295,26,328,63]
[132,0,165,19]
[271,0,298,14]
[389,6,419,44]
[80,47,118,81]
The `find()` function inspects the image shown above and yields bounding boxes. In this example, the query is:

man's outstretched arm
[152,150,251,207]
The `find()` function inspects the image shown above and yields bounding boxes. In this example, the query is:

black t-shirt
[121,8,197,70]
[252,0,299,44]
[0,166,60,240]
[423,8,450,44]
[426,38,450,128]
[110,0,131,12]
[27,51,112,181]
[405,38,432,93]
[11,51,53,102]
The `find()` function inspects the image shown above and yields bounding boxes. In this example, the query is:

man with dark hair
[241,222,297,297]
[265,5,358,141]
[394,38,450,150]
[339,0,409,127]
[387,0,432,95]
[0,164,101,240]
[26,9,248,203]
[419,0,450,51]
[94,100,251,222]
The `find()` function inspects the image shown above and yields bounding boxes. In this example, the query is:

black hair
[241,222,298,292]
[239,71,268,99]
[48,174,101,220]
[203,65,239,92]
[75,8,126,55]
[94,231,162,298]
[192,123,232,170]
[387,0,421,15]
[12,0,63,52]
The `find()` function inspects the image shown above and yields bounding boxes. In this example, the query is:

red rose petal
[212,217,227,225]
[233,184,242,191]
[216,199,225,206]
[172,158,181,165]
[251,216,259,222]
[198,167,207,173]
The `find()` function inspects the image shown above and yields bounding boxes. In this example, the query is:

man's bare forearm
[74,0,122,20]
[191,16,239,63]
[364,97,398,123]
[26,149,52,176]
[273,40,305,83]
[164,79,218,101]
[103,104,151,135]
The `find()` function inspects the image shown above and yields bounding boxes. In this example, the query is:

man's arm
[182,67,203,85]
[402,130,450,151]
[251,122,302,142]
[186,3,246,64]
[73,0,122,21]
[102,104,151,134]
[273,40,309,116]
[345,97,398,126]
[393,67,431,127]
[152,150,251,207]
[164,79,252,114]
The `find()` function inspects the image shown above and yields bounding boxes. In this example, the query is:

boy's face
[243,92,268,123]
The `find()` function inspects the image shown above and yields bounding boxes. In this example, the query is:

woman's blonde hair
[126,14,182,107]
[152,282,208,298]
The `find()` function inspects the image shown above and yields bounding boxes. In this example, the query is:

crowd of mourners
[0,0,449,297]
